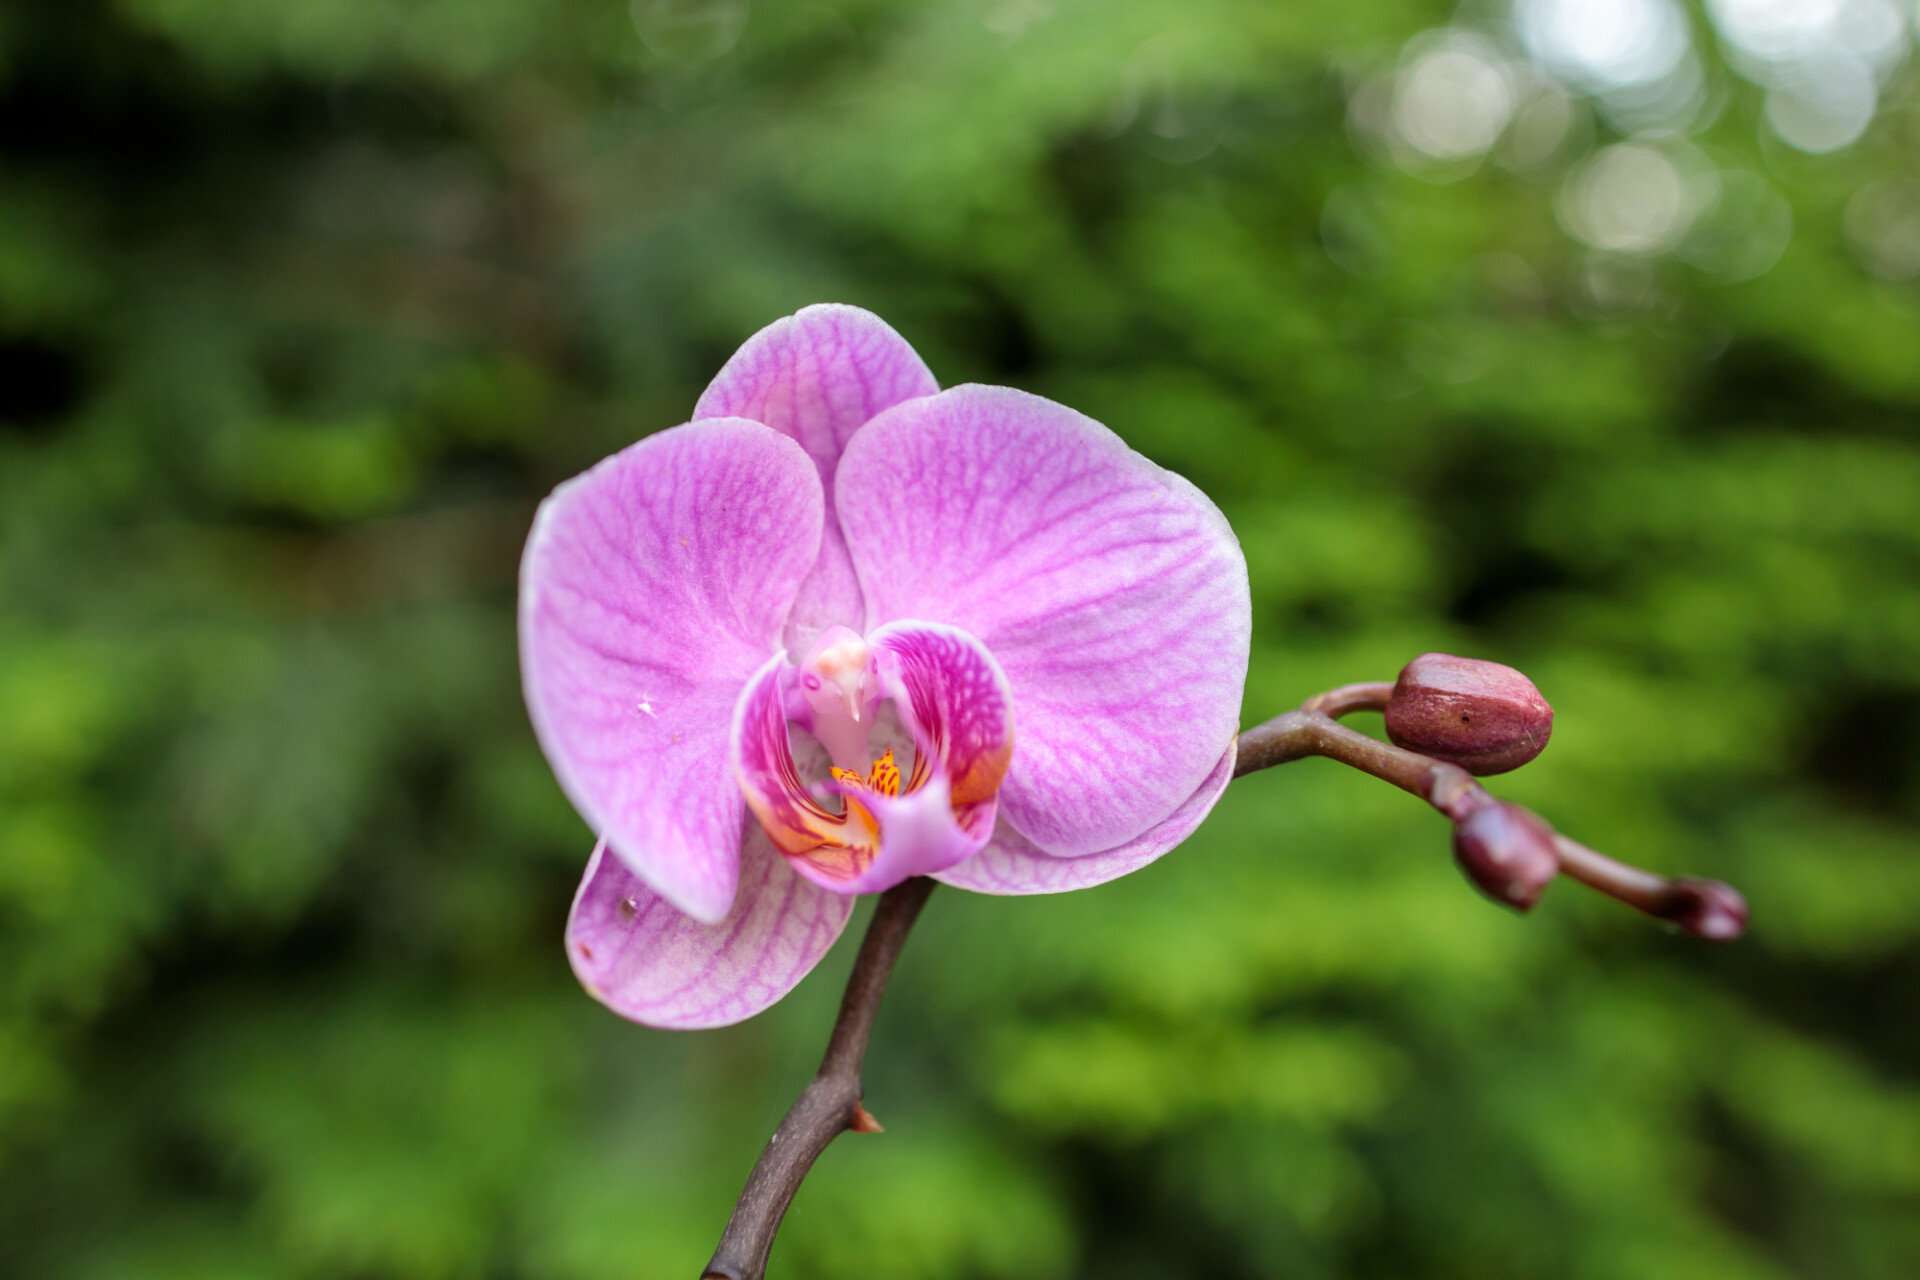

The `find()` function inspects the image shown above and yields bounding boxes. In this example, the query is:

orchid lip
[737,621,1016,895]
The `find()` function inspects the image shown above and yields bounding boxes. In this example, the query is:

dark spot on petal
[617,896,639,920]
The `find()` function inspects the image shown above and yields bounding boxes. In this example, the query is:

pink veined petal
[520,418,822,924]
[838,384,1251,857]
[695,304,939,654]
[869,620,1014,807]
[567,831,855,1030]
[934,739,1236,895]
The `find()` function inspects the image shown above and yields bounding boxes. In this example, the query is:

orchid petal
[934,740,1235,895]
[869,620,1014,807]
[696,304,939,652]
[567,831,854,1029]
[520,418,821,924]
[838,385,1250,856]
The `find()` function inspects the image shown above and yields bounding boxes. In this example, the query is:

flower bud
[1452,801,1559,910]
[1661,878,1749,941]
[1385,652,1554,776]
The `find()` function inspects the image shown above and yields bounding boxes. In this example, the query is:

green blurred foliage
[2,1,1918,1277]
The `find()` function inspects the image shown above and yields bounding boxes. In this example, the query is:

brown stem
[1235,707,1459,799]
[1299,681,1395,718]
[701,877,936,1280]
[1235,694,1747,939]
[704,672,1746,1276]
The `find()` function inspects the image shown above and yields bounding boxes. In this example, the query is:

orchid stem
[702,675,1745,1277]
[1234,691,1747,938]
[701,876,935,1280]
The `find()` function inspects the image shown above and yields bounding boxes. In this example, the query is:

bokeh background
[5,0,1920,1276]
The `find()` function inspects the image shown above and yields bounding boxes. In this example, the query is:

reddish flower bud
[1452,801,1560,910]
[1385,652,1554,776]
[1660,878,1749,941]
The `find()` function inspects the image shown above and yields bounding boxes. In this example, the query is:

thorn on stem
[850,1102,885,1134]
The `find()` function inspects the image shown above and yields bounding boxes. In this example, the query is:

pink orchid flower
[519,305,1250,1027]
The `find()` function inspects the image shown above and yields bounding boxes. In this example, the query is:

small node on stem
[1452,800,1560,909]
[849,1102,885,1134]
[1385,652,1554,776]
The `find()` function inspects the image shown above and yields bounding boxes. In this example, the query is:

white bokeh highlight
[1706,0,1908,152]
[1558,143,1705,254]
[1392,35,1518,162]
[1515,0,1691,91]
[1338,0,1916,287]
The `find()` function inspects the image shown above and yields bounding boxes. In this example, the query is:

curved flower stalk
[519,304,1252,1030]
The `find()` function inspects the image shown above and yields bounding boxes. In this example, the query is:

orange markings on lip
[749,747,912,880]
[828,748,902,848]
[830,748,901,798]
